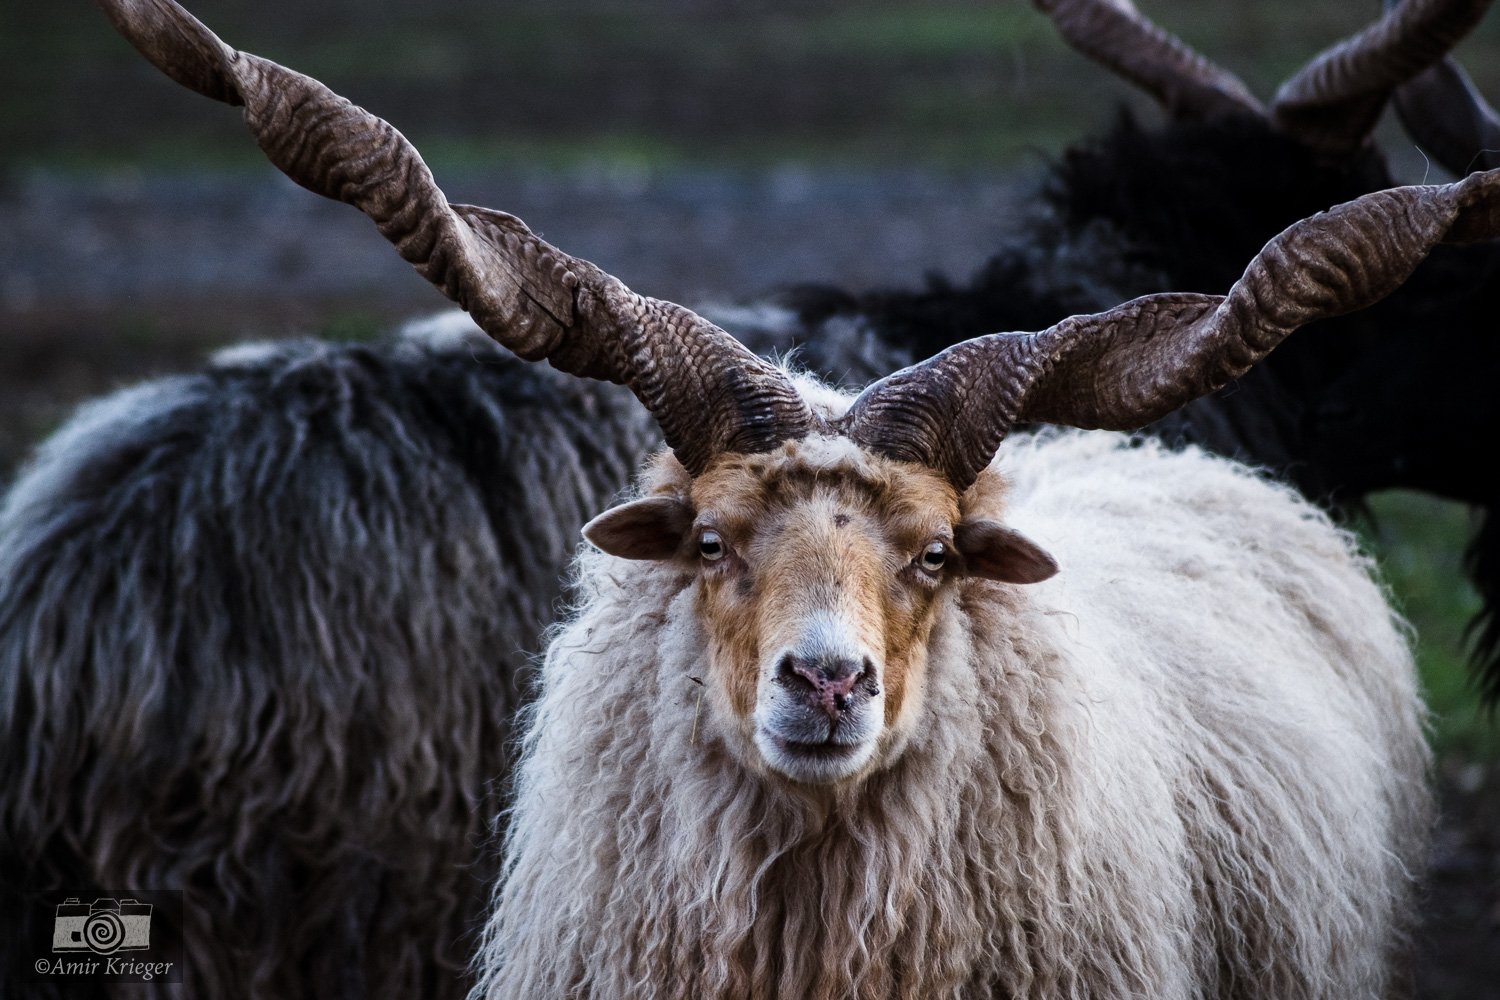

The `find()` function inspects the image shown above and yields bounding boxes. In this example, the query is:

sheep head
[582,154,1500,785]
[587,441,1054,784]
[99,0,1500,788]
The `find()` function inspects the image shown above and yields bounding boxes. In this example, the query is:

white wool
[476,428,1429,1000]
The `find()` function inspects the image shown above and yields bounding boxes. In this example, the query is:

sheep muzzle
[754,623,888,784]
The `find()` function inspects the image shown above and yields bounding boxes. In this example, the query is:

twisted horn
[1385,0,1500,176]
[1395,61,1500,175]
[840,168,1500,490]
[1038,0,1497,161]
[1272,0,1495,154]
[1032,0,1264,120]
[96,0,814,475]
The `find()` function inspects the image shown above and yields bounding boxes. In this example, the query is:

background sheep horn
[1393,59,1500,174]
[1272,0,1495,155]
[1384,0,1500,175]
[840,168,1500,491]
[94,0,815,474]
[1031,0,1265,120]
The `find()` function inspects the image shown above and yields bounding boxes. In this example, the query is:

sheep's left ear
[954,518,1058,583]
[583,495,695,560]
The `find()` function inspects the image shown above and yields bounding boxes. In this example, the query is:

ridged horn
[1032,0,1264,120]
[840,168,1500,490]
[96,0,815,475]
[1394,60,1500,175]
[1272,0,1495,155]
[1385,0,1500,176]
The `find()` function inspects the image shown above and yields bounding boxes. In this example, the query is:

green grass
[12,0,1494,172]
[786,6,1053,59]
[1363,493,1496,762]
[317,311,390,344]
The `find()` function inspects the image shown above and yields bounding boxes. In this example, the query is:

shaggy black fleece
[0,332,655,1000]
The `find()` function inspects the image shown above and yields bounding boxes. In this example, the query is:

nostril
[776,654,814,692]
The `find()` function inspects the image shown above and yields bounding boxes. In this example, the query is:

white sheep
[476,419,1429,1000]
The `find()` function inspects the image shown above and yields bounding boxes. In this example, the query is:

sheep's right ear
[583,496,695,560]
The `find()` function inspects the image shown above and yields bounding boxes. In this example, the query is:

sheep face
[585,436,1057,786]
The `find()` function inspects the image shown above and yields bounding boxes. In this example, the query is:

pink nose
[776,654,876,719]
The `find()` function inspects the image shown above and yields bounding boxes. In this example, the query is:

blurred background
[2,1,1498,994]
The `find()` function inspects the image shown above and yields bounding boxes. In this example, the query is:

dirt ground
[1423,758,1500,999]
[3,168,1498,998]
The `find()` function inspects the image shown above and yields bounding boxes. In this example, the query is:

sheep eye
[919,541,947,572]
[699,530,726,561]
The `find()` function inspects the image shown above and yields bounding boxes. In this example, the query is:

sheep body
[0,321,654,999]
[479,423,1430,999]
